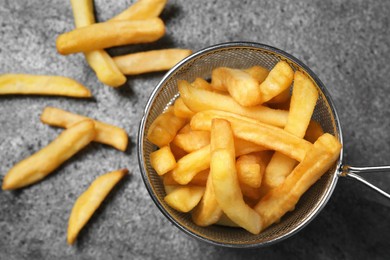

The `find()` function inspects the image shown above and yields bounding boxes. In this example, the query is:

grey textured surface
[1,0,390,259]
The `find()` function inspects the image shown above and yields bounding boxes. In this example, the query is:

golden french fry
[240,183,262,201]
[0,74,91,97]
[67,169,128,244]
[150,146,177,176]
[56,18,165,55]
[192,173,222,226]
[191,77,213,91]
[173,97,195,119]
[259,61,294,103]
[113,49,192,75]
[191,110,313,162]
[236,153,263,188]
[163,169,209,186]
[70,0,95,26]
[164,186,205,213]
[169,142,188,161]
[254,133,341,230]
[171,145,210,185]
[109,0,167,21]
[305,120,324,143]
[173,130,210,153]
[267,87,291,104]
[244,65,269,83]
[264,71,319,189]
[210,119,262,234]
[40,106,128,151]
[147,107,186,147]
[2,120,96,190]
[211,67,261,107]
[178,79,288,127]
[234,138,267,157]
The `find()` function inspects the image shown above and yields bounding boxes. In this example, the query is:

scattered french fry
[264,71,319,189]
[211,67,261,107]
[178,79,288,127]
[190,110,313,162]
[210,119,262,234]
[109,0,167,21]
[67,169,128,244]
[147,107,186,147]
[56,18,165,55]
[40,106,128,152]
[254,133,341,230]
[2,120,96,190]
[150,146,176,176]
[259,61,294,103]
[113,49,192,75]
[164,186,205,213]
[0,74,91,98]
[192,173,222,226]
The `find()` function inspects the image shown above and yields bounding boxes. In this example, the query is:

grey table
[1,0,390,259]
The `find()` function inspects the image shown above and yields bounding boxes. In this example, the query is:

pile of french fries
[148,61,342,234]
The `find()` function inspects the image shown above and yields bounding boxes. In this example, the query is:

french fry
[178,80,288,127]
[169,142,187,161]
[173,97,195,119]
[172,130,210,153]
[56,18,165,55]
[191,77,213,91]
[150,146,176,176]
[254,133,341,230]
[190,110,313,162]
[70,0,126,87]
[2,120,95,190]
[164,186,205,213]
[171,145,210,185]
[234,138,267,157]
[211,67,262,107]
[192,173,223,226]
[147,107,186,147]
[267,87,291,104]
[163,169,209,186]
[0,74,91,97]
[109,0,167,21]
[259,61,294,103]
[236,154,262,188]
[305,120,324,143]
[113,49,192,75]
[67,169,128,244]
[40,106,128,151]
[210,119,262,234]
[244,65,269,83]
[264,71,319,189]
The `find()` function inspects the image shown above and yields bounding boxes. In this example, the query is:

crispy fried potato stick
[40,106,128,151]
[244,65,269,83]
[109,0,167,21]
[171,145,210,185]
[191,77,213,91]
[210,119,262,234]
[164,185,205,213]
[173,129,210,153]
[254,133,341,230]
[211,67,261,107]
[56,18,165,55]
[114,49,192,75]
[264,71,319,189]
[191,110,313,162]
[163,169,209,186]
[0,74,91,97]
[192,173,222,227]
[304,120,324,143]
[2,120,96,190]
[173,97,195,119]
[178,80,288,127]
[67,169,128,244]
[150,146,176,176]
[70,0,126,87]
[259,61,294,103]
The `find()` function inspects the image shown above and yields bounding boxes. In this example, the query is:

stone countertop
[1,0,390,259]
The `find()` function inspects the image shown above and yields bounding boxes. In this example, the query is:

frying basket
[137,42,389,247]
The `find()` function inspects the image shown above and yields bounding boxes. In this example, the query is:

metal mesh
[138,42,342,247]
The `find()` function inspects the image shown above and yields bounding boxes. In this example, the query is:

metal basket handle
[340,165,390,199]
